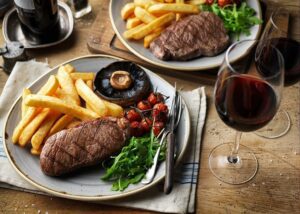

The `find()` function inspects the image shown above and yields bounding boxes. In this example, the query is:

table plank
[0,0,300,213]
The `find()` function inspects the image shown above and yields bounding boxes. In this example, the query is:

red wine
[215,75,278,132]
[257,38,300,86]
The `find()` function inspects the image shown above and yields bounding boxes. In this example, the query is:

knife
[164,86,178,194]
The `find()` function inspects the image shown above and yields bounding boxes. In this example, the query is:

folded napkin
[0,60,207,214]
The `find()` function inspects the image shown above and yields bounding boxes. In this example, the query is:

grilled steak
[150,12,230,61]
[40,117,130,176]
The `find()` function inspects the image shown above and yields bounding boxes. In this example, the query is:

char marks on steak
[40,117,130,176]
[150,12,230,61]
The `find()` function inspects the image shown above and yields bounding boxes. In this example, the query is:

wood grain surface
[0,0,300,213]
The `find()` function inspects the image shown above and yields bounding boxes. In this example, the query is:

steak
[40,117,130,176]
[150,12,230,61]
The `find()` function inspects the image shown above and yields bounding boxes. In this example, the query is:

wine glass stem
[228,131,242,164]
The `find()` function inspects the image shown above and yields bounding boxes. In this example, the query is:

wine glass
[209,40,284,184]
[255,5,300,138]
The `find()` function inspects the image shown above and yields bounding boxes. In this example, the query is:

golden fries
[176,0,184,20]
[148,3,199,14]
[126,17,143,29]
[66,120,82,129]
[19,108,51,147]
[131,13,175,40]
[22,88,31,119]
[121,3,136,20]
[134,0,153,8]
[49,114,73,136]
[123,23,146,39]
[31,111,61,150]
[144,28,163,48]
[85,80,123,117]
[25,94,99,121]
[134,7,156,23]
[70,72,95,81]
[12,75,59,144]
[31,147,42,156]
[57,66,81,105]
[64,64,75,73]
[75,79,108,117]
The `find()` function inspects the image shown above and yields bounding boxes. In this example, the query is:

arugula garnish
[101,133,166,191]
[200,2,263,39]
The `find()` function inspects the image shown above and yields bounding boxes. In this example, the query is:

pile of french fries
[121,0,204,48]
[12,64,124,156]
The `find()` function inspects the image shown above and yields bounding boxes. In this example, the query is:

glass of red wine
[209,39,284,184]
[255,5,300,138]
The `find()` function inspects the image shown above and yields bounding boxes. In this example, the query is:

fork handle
[164,132,175,194]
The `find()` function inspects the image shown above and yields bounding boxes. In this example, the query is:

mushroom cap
[94,61,152,107]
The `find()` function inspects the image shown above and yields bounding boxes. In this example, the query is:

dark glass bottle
[14,0,60,44]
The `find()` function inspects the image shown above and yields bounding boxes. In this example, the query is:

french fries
[70,72,95,81]
[131,13,175,40]
[49,114,73,136]
[25,94,99,121]
[122,0,202,48]
[85,80,123,117]
[64,64,75,73]
[31,111,61,150]
[126,17,143,29]
[22,89,31,119]
[134,7,156,24]
[66,120,82,129]
[147,3,199,14]
[75,79,108,117]
[13,64,124,155]
[19,108,51,147]
[12,75,59,144]
[121,3,136,20]
[123,23,146,39]
[144,28,163,48]
[57,67,81,105]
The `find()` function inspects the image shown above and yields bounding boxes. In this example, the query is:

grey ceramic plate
[109,0,262,71]
[3,55,190,201]
[2,1,74,49]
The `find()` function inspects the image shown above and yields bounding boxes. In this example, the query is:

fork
[141,92,183,185]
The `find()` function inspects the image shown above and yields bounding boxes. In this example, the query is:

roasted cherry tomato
[153,121,164,136]
[130,121,144,137]
[137,100,152,111]
[206,0,214,5]
[218,0,232,7]
[147,92,164,106]
[125,109,142,122]
[152,102,169,123]
[140,117,152,132]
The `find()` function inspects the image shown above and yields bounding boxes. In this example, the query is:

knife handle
[164,132,175,194]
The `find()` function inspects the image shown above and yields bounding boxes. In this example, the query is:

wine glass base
[255,110,291,139]
[209,143,258,185]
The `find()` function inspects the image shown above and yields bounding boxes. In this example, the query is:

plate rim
[109,0,263,71]
[2,54,191,201]
[2,1,74,49]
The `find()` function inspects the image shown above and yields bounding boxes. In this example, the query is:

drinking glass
[255,5,300,138]
[209,40,284,184]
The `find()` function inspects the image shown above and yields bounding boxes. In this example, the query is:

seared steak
[150,12,230,61]
[40,117,130,176]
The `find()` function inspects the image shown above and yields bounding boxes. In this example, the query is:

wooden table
[0,0,299,213]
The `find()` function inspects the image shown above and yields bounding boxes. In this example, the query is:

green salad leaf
[101,132,166,191]
[200,2,263,39]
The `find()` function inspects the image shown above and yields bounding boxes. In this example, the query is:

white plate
[2,55,191,201]
[109,0,262,71]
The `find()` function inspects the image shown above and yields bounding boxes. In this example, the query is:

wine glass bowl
[209,40,284,184]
